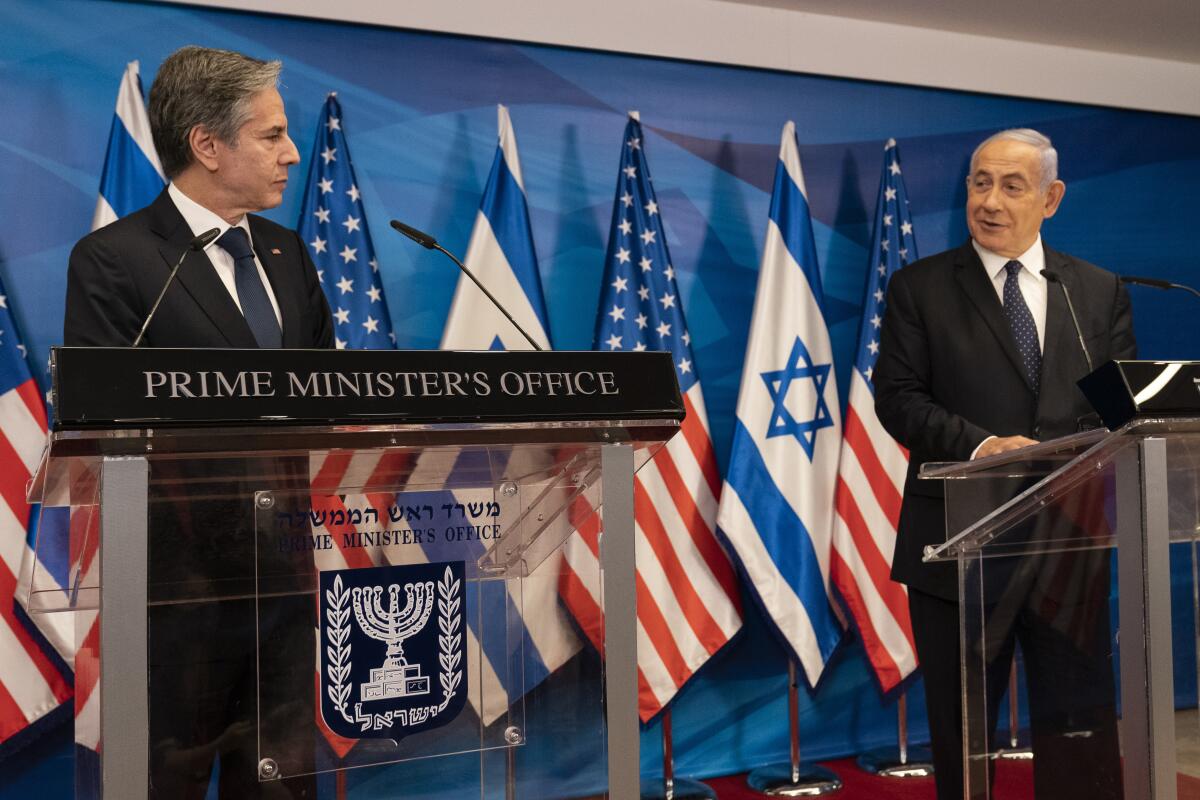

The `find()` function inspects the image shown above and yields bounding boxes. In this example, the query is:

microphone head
[390,219,437,249]
[192,228,221,250]
[1040,268,1062,283]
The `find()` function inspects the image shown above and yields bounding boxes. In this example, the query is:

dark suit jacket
[874,240,1136,599]
[64,188,333,349]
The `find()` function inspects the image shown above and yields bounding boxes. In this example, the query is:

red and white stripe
[559,385,742,721]
[0,376,71,747]
[829,369,917,692]
[68,467,102,754]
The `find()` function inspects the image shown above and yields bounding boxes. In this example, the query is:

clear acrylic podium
[27,412,677,798]
[922,418,1198,800]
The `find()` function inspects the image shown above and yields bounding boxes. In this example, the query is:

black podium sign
[51,347,684,428]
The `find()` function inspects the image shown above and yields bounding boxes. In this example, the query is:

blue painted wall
[2,0,1198,794]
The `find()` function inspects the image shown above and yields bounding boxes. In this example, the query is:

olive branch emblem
[436,566,462,710]
[324,574,354,724]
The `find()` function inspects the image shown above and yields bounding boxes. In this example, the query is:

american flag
[828,139,918,692]
[297,93,395,350]
[0,275,71,752]
[558,114,742,721]
[296,95,402,762]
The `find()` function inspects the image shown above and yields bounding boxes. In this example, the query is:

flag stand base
[640,777,716,800]
[747,659,843,795]
[640,710,716,799]
[854,692,933,778]
[855,746,934,778]
[994,746,1034,761]
[746,763,843,797]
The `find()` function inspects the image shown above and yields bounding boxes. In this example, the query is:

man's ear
[1042,180,1066,219]
[188,125,221,173]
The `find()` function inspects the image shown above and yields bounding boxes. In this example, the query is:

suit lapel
[249,217,303,348]
[147,191,258,348]
[953,242,1036,394]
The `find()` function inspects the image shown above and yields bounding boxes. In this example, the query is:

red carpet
[701,758,1200,799]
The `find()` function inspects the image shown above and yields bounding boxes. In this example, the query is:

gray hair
[969,128,1059,191]
[148,46,282,179]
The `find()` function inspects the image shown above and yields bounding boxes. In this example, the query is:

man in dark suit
[875,129,1136,799]
[66,48,332,350]
[64,46,332,798]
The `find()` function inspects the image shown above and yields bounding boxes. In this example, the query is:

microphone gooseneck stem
[433,243,543,351]
[133,256,187,348]
[1121,274,1200,301]
[132,228,220,347]
[1042,268,1094,374]
[1057,280,1093,373]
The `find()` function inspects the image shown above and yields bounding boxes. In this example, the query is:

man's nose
[977,185,1004,212]
[282,134,300,165]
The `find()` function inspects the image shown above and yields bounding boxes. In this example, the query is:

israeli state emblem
[319,561,467,739]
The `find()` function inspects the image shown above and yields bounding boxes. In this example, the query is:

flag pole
[996,660,1033,760]
[507,743,517,799]
[746,658,842,795]
[855,688,934,778]
[640,709,716,800]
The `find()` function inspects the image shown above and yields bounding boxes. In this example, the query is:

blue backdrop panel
[2,0,1199,794]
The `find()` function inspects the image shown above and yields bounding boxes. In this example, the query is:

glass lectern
[923,419,1197,800]
[28,346,681,799]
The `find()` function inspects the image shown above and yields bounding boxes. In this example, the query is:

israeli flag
[91,61,166,229]
[716,122,843,687]
[440,105,551,351]
[434,105,578,724]
[16,62,165,669]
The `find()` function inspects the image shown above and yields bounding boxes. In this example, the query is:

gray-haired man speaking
[65,46,331,798]
[874,129,1135,799]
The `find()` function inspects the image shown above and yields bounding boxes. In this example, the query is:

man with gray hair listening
[875,129,1135,798]
[65,45,331,798]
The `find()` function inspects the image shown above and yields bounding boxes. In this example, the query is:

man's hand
[974,435,1039,459]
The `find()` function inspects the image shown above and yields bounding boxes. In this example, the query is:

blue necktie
[1002,260,1040,394]
[217,227,282,348]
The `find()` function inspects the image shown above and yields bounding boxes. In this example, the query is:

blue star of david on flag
[761,336,834,458]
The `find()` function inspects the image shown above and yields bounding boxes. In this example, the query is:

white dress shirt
[167,183,282,326]
[969,235,1048,459]
[972,235,1047,351]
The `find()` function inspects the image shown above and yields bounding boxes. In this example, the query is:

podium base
[855,745,934,778]
[640,776,717,799]
[746,763,842,796]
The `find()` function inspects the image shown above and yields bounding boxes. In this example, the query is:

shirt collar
[973,235,1045,283]
[167,183,252,252]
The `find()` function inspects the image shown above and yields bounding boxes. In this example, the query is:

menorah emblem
[351,580,436,702]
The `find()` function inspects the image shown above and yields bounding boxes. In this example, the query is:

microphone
[389,219,543,351]
[1120,274,1200,301]
[1041,269,1093,373]
[131,227,220,347]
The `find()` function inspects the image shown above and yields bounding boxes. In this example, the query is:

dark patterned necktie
[1002,260,1040,393]
[217,227,282,348]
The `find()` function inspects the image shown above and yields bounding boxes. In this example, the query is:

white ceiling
[735,0,1200,63]
[169,0,1200,115]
